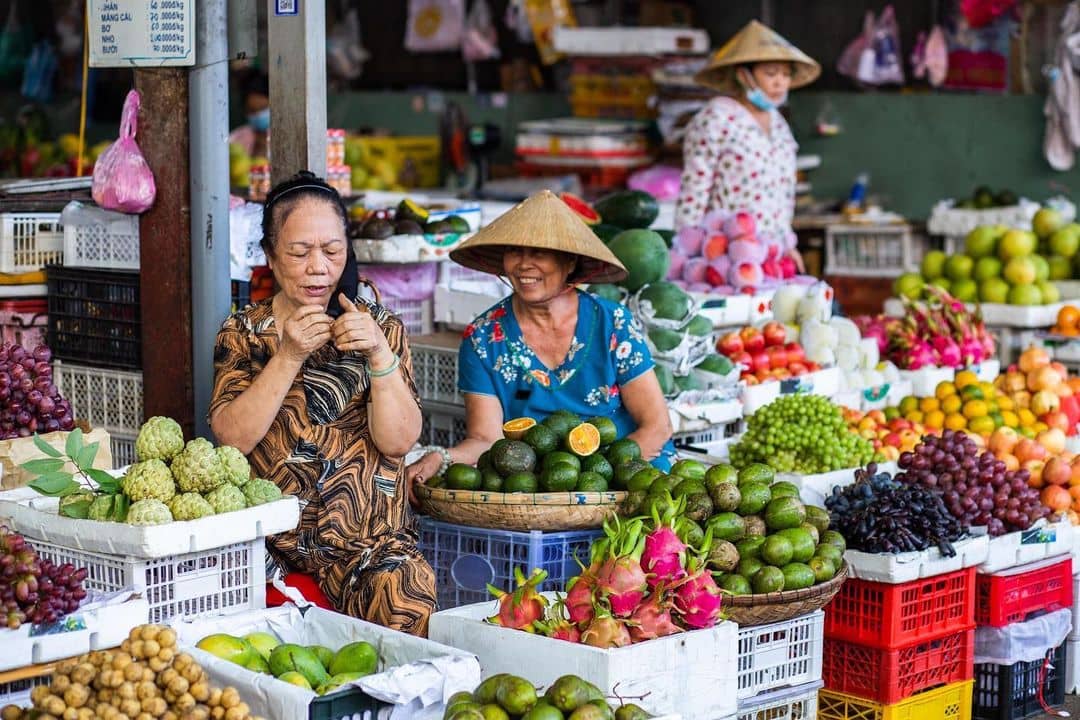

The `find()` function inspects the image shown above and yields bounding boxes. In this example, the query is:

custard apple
[121,459,177,503]
[241,477,283,507]
[216,445,251,486]
[168,492,215,521]
[171,438,226,493]
[204,484,246,514]
[88,494,116,521]
[135,416,185,462]
[127,499,173,526]
[59,490,95,515]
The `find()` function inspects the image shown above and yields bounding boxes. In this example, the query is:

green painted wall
[328,90,1080,221]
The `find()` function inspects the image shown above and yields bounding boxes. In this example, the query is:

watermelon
[594,190,660,229]
[588,283,625,303]
[654,364,677,397]
[560,192,601,225]
[608,229,669,292]
[639,282,691,322]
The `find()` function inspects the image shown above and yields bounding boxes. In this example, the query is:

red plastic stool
[266,573,334,610]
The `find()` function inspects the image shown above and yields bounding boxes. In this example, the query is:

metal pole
[189,0,231,439]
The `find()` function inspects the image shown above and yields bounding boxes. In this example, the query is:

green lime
[586,416,618,445]
[736,536,766,560]
[575,472,608,492]
[821,530,847,553]
[672,479,706,498]
[445,464,482,490]
[540,464,579,492]
[704,464,738,486]
[737,483,772,515]
[769,481,800,499]
[776,528,816,563]
[627,466,662,492]
[648,474,679,494]
[580,453,613,481]
[720,573,752,596]
[523,425,559,456]
[503,472,539,493]
[491,440,537,476]
[738,463,775,486]
[480,470,504,492]
[781,562,815,591]
[814,544,844,567]
[542,414,576,439]
[542,451,581,472]
[477,451,493,472]
[706,512,745,542]
[752,565,786,593]
[670,459,706,482]
[761,535,794,567]
[611,459,649,490]
[605,439,641,467]
[737,557,764,579]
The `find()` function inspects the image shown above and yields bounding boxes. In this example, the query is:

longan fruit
[1,705,23,720]
[136,714,154,720]
[180,666,203,685]
[167,678,189,696]
[173,654,192,671]
[157,629,176,649]
[142,667,155,684]
[121,699,142,717]
[120,683,138,700]
[183,709,209,720]
[157,648,174,664]
[219,689,239,710]
[129,641,145,660]
[157,670,178,688]
[99,707,118,720]
[223,703,249,720]
[189,683,209,703]
[140,626,162,642]
[173,694,196,713]
[141,641,160,659]
[142,697,167,716]
[63,708,80,720]
[209,708,224,720]
[77,709,95,720]
[162,712,179,720]
[72,664,95,686]
[63,685,89,708]
[97,689,113,704]
[45,696,66,715]
[129,628,143,643]
[51,675,71,693]
[206,689,222,708]
[112,653,133,671]
[56,659,77,676]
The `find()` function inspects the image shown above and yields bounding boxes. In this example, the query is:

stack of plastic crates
[727,611,824,720]
[818,567,977,720]
[0,213,58,353]
[823,223,913,278]
[971,556,1072,719]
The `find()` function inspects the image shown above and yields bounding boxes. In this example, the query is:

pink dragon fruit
[705,257,731,287]
[728,262,764,289]
[536,618,582,643]
[667,248,688,280]
[933,335,962,367]
[487,567,549,630]
[778,256,797,279]
[565,573,597,626]
[905,339,936,370]
[960,335,985,365]
[595,555,648,617]
[682,257,708,284]
[673,571,724,629]
[641,495,688,588]
[628,592,683,642]
[761,258,781,279]
[723,211,756,241]
[674,226,706,256]
[764,241,782,261]
[728,239,766,265]
[580,613,632,648]
[702,233,729,260]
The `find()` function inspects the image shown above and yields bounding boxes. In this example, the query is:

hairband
[265,182,338,210]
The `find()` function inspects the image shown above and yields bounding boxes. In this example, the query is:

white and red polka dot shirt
[675,96,798,236]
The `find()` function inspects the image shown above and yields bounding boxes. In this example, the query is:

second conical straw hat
[694,20,820,92]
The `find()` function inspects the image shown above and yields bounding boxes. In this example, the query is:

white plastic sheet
[975,608,1073,666]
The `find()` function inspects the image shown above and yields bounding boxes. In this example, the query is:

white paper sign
[89,0,194,67]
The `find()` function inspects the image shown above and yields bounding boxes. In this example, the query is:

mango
[328,641,378,677]
[269,644,330,688]
[196,634,255,667]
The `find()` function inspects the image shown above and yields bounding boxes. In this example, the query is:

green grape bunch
[730,395,875,474]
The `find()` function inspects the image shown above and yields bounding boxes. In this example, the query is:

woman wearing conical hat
[675,20,820,259]
[406,191,677,498]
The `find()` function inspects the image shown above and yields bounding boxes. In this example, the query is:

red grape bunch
[896,430,1049,537]
[0,526,87,629]
[0,343,74,438]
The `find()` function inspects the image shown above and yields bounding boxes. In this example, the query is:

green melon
[588,284,624,303]
[686,314,713,337]
[594,190,660,229]
[608,229,669,292]
[639,282,691,321]
[654,364,676,397]
[649,327,683,353]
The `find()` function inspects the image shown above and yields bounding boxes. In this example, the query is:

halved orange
[502,417,537,440]
[566,422,601,457]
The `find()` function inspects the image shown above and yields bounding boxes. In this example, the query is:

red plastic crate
[0,298,46,350]
[824,567,975,649]
[822,627,975,704]
[976,557,1073,627]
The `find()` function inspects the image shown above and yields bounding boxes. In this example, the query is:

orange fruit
[919,397,940,413]
[944,413,967,431]
[941,396,963,415]
[1042,484,1071,513]
[502,417,537,440]
[566,422,601,457]
[1059,305,1080,330]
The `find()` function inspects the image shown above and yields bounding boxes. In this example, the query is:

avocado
[444,215,471,233]
[361,218,395,239]
[424,219,456,235]
[396,198,430,224]
[394,219,424,236]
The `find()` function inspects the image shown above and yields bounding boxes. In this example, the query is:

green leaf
[60,499,92,519]
[32,433,63,458]
[76,442,100,470]
[29,474,80,497]
[57,483,86,497]
[65,427,83,461]
[87,468,119,492]
[19,458,65,475]
[112,494,130,522]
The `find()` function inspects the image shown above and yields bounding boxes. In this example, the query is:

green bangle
[368,353,400,378]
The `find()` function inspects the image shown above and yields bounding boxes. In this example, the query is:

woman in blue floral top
[406,191,675,498]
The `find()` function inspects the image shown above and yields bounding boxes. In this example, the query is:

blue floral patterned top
[458,290,677,470]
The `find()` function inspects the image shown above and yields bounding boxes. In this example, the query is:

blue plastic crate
[417,517,602,610]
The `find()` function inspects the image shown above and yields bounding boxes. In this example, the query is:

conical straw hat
[695,20,820,92]
[450,190,628,284]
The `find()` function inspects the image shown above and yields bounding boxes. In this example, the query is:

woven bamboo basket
[723,561,848,626]
[415,485,627,531]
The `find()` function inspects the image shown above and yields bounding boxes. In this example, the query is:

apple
[884,432,902,447]
[717,332,743,357]
[766,346,788,369]
[788,361,808,376]
[762,321,787,347]
[740,327,765,354]
[732,351,753,369]
[755,369,773,383]
[772,368,792,379]
[751,350,771,373]
[805,361,821,372]
[784,342,805,364]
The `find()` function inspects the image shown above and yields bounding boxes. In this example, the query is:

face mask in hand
[248,108,270,132]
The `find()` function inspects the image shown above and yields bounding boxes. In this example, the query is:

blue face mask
[248,108,270,132]
[740,69,787,111]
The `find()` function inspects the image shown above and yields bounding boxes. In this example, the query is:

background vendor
[675,20,820,269]
[406,190,675,499]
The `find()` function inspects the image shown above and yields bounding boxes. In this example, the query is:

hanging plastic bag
[463,0,500,62]
[21,41,57,103]
[838,7,904,86]
[327,4,369,86]
[92,90,157,214]
[404,0,466,53]
[837,11,874,82]
[0,3,31,83]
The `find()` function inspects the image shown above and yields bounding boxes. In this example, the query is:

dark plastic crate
[231,279,251,313]
[46,265,140,370]
[417,516,602,610]
[972,643,1066,720]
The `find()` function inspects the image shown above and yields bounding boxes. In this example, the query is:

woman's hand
[405,452,442,507]
[280,304,333,364]
[332,294,393,364]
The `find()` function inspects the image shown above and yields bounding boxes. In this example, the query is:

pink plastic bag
[92,89,156,214]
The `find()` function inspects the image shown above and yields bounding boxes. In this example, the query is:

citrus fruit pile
[729,394,877,474]
[893,371,1011,437]
[432,411,636,494]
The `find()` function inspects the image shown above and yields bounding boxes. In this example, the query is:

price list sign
[89,0,194,67]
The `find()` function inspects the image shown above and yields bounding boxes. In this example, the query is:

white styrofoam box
[978,519,1075,574]
[736,611,823,700]
[749,290,777,324]
[735,680,822,720]
[885,296,1066,330]
[690,292,752,329]
[429,594,739,720]
[0,486,299,559]
[777,462,898,508]
[844,533,990,584]
[1,593,149,672]
[898,365,956,397]
[860,379,914,411]
[352,233,471,264]
[553,26,710,55]
[0,212,64,273]
[174,605,481,720]
[740,366,844,415]
[668,397,743,435]
[1067,637,1080,693]
[434,284,507,330]
[831,389,861,410]
[972,357,1002,382]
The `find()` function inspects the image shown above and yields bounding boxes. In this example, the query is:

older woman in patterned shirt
[209,171,436,636]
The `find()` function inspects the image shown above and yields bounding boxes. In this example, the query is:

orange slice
[566,422,601,457]
[502,417,537,440]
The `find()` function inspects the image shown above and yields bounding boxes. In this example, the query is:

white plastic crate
[434,285,506,330]
[53,359,143,436]
[824,223,912,278]
[62,207,140,270]
[0,673,50,709]
[737,611,824,700]
[384,296,434,336]
[734,680,822,720]
[30,537,267,625]
[673,419,745,449]
[0,212,64,273]
[422,403,468,447]
[412,338,463,405]
[112,431,136,469]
